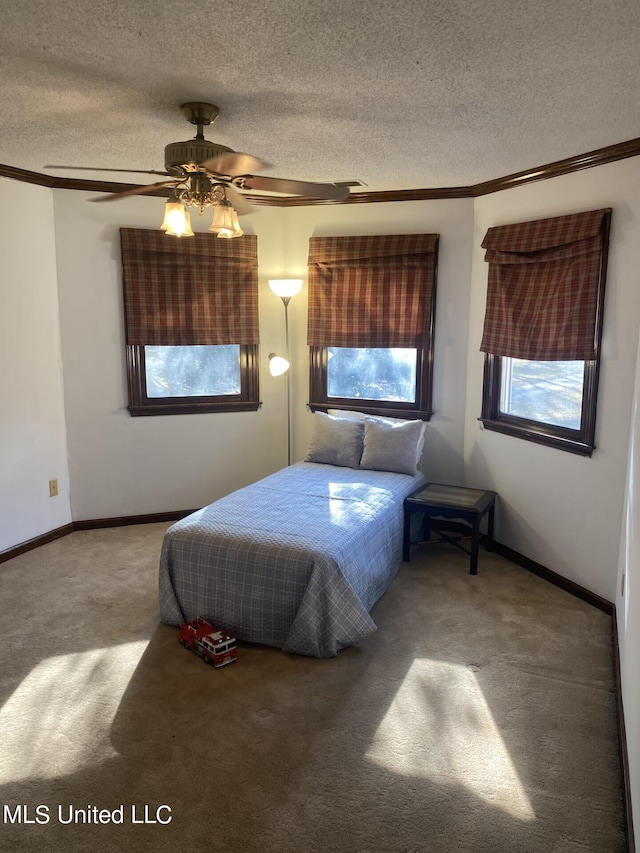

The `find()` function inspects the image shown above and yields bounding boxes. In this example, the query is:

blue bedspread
[159,462,424,657]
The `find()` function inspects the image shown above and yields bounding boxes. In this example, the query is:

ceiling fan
[46,101,351,237]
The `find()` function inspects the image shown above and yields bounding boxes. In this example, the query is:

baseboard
[488,538,614,614]
[0,522,75,564]
[73,509,198,531]
[3,517,616,613]
[611,606,636,853]
[0,510,196,564]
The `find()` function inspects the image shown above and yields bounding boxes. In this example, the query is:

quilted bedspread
[159,462,425,657]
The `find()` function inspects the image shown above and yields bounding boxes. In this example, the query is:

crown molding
[2,135,640,205]
[281,186,474,205]
[0,163,55,187]
[471,137,640,196]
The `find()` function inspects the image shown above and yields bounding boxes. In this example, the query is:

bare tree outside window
[327,347,417,403]
[145,346,241,398]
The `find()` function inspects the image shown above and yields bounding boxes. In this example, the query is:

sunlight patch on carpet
[0,641,147,784]
[365,658,535,821]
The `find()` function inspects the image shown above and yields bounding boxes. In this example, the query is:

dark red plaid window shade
[307,234,439,348]
[480,208,611,361]
[120,229,259,346]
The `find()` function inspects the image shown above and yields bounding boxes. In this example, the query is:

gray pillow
[305,412,365,468]
[359,417,423,475]
[327,408,427,464]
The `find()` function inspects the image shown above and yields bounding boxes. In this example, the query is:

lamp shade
[161,202,194,237]
[268,279,303,299]
[209,199,243,238]
[268,353,290,376]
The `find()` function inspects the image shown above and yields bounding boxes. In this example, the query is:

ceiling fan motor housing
[164,139,234,174]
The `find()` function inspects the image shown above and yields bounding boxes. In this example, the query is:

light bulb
[268,353,290,376]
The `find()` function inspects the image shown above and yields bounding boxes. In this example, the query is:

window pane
[327,347,417,403]
[145,345,241,398]
[500,358,584,429]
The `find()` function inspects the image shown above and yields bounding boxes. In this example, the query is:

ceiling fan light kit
[207,186,244,238]
[48,101,351,239]
[160,200,194,237]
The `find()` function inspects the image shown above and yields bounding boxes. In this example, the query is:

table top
[406,482,497,511]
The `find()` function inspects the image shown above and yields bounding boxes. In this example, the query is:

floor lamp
[268,279,303,465]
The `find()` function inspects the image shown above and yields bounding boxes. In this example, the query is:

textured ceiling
[2,0,640,193]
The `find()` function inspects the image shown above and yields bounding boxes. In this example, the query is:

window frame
[309,343,434,421]
[480,353,600,456]
[125,344,260,416]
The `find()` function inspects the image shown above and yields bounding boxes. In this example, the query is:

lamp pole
[268,279,303,467]
[283,296,292,466]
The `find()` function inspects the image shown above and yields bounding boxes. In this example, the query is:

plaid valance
[120,228,259,346]
[307,234,439,348]
[480,209,611,361]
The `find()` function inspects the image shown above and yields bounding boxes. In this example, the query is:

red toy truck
[178,617,237,667]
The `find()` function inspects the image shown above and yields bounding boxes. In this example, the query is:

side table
[403,483,497,575]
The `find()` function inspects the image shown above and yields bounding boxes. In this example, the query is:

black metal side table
[403,483,497,575]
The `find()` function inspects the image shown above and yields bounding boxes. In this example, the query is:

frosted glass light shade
[268,353,290,376]
[161,202,194,237]
[268,279,303,299]
[209,200,243,238]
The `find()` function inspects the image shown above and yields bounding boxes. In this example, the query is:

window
[500,358,584,428]
[125,343,259,416]
[480,209,611,455]
[120,229,260,416]
[307,234,438,420]
[327,347,417,402]
[310,345,433,418]
[144,345,241,398]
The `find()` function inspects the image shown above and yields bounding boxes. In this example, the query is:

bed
[159,456,425,658]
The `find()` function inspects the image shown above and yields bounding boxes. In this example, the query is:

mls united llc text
[3,804,172,825]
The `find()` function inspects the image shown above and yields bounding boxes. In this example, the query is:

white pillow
[359,417,423,476]
[305,412,365,469]
[328,408,426,464]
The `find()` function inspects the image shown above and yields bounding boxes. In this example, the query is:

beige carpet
[0,524,626,852]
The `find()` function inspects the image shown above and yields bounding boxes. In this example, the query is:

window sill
[128,400,261,417]
[479,418,594,457]
[310,402,433,421]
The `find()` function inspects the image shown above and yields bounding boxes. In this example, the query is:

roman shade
[120,228,259,346]
[480,209,611,361]
[307,234,439,348]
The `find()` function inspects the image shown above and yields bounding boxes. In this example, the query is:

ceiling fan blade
[89,179,179,202]
[200,152,270,178]
[45,164,171,176]
[224,185,254,216]
[232,174,349,200]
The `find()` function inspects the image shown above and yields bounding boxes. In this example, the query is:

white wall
[467,162,640,840]
[617,322,640,844]
[0,178,71,551]
[465,158,640,604]
[52,191,474,520]
[52,189,291,520]
[281,199,475,485]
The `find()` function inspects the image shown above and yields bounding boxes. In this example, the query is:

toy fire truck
[178,617,237,667]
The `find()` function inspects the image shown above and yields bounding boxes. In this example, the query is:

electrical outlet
[49,479,58,497]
